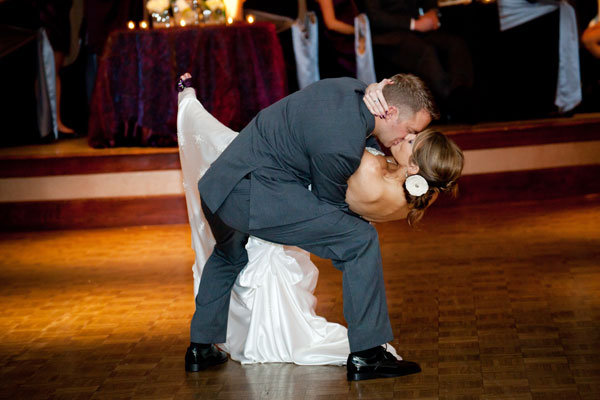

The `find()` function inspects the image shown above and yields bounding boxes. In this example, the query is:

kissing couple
[176,73,463,381]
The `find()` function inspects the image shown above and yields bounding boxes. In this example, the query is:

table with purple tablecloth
[88,22,287,147]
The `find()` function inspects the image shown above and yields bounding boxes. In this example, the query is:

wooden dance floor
[1,196,599,399]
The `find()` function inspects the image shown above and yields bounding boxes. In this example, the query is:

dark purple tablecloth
[88,22,287,147]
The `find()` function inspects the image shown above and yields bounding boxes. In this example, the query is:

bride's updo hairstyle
[405,129,464,226]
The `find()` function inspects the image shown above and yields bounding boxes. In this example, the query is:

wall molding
[0,195,188,231]
[443,114,600,150]
[2,165,599,231]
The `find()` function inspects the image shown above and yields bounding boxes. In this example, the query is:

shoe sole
[185,356,228,372]
[347,367,421,381]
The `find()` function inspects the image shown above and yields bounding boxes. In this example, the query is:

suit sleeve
[310,152,361,210]
[364,0,412,31]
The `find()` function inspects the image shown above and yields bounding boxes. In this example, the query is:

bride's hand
[177,73,193,92]
[363,78,393,119]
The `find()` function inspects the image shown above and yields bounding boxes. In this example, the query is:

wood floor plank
[0,196,598,399]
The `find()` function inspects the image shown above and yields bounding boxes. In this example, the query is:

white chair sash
[38,28,57,139]
[497,0,581,113]
[354,13,377,85]
[291,11,320,89]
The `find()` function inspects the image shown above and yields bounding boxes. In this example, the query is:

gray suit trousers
[190,178,394,353]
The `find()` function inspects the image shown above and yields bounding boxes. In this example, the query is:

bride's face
[390,134,417,168]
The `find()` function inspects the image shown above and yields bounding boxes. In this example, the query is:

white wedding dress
[177,88,399,365]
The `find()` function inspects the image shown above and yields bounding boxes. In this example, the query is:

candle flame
[127,21,135,30]
[247,15,254,24]
[223,0,242,21]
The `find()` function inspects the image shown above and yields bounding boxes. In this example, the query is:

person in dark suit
[363,0,474,121]
[183,74,439,381]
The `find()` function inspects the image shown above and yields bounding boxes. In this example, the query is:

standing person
[183,73,438,381]
[363,0,474,121]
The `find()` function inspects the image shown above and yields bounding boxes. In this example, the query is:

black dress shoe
[346,347,421,381]
[185,344,228,372]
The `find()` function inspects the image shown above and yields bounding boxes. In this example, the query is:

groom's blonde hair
[382,74,439,120]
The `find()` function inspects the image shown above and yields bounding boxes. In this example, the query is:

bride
[177,73,463,367]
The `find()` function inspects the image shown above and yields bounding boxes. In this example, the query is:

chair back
[291,11,320,89]
[354,13,376,84]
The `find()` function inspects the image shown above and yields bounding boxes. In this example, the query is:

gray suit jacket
[198,77,377,230]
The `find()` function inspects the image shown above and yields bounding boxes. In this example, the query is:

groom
[186,74,437,381]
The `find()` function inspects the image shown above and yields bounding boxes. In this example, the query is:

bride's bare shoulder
[346,152,383,203]
[360,150,386,172]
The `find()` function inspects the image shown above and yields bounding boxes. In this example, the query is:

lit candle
[223,0,243,22]
[227,16,233,25]
[180,19,186,27]
[140,21,148,29]
[127,21,135,30]
[246,15,254,24]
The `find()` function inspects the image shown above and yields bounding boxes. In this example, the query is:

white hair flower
[405,174,428,197]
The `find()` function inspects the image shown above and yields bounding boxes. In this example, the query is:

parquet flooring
[0,196,599,399]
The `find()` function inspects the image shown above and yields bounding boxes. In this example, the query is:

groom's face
[379,108,431,149]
